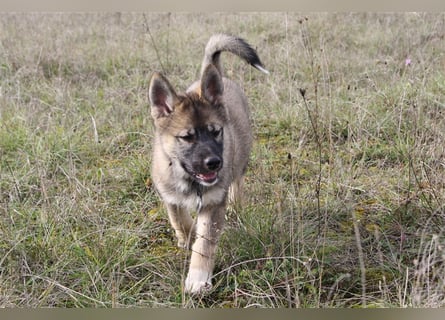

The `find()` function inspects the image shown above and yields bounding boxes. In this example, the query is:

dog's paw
[175,231,195,250]
[184,268,212,294]
[176,238,188,249]
[177,237,194,250]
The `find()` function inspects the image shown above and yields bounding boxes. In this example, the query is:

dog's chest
[160,179,226,211]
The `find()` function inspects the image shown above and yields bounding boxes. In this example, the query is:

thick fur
[148,34,267,294]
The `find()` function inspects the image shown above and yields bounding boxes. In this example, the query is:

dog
[148,34,268,294]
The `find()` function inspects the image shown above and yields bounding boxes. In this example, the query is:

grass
[1,12,445,307]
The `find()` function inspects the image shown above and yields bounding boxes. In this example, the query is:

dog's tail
[200,34,269,76]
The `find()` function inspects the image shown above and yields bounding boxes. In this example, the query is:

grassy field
[1,12,445,307]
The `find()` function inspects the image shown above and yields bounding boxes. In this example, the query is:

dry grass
[1,12,445,307]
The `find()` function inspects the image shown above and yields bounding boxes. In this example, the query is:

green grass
[1,12,445,307]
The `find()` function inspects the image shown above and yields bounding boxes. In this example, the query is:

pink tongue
[198,172,217,181]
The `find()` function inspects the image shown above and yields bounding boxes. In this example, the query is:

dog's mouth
[194,171,218,185]
[180,160,222,186]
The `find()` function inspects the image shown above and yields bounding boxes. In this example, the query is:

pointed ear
[148,72,179,118]
[201,64,224,105]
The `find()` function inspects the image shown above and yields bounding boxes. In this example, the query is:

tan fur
[148,34,267,294]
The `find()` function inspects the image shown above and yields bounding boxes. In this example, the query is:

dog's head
[148,64,227,186]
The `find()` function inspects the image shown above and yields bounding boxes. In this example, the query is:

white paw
[176,238,189,249]
[184,268,212,294]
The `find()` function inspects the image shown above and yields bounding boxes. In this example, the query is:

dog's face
[149,65,227,186]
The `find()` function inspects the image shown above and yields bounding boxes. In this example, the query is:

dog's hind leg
[228,176,245,211]
[165,204,196,249]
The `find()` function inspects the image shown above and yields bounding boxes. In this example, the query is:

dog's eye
[211,128,222,138]
[178,133,195,142]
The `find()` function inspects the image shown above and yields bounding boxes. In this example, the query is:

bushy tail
[200,34,269,77]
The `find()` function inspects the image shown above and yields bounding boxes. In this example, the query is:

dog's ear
[201,64,224,105]
[149,72,179,118]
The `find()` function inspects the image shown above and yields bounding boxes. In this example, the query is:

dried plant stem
[352,209,367,307]
[142,13,166,74]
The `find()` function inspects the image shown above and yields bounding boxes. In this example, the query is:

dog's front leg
[184,203,225,294]
[166,204,195,249]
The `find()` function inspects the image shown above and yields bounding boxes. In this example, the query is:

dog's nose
[204,156,222,171]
